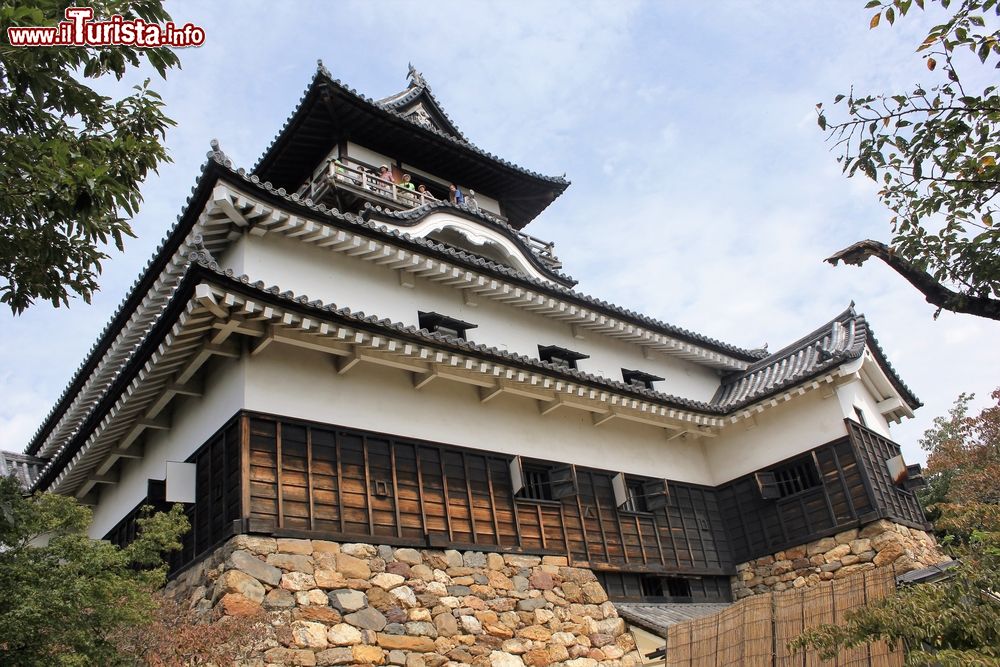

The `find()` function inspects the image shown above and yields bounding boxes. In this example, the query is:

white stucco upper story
[86,329,904,539]
[220,229,725,404]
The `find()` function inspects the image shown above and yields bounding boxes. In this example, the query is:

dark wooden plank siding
[243,413,733,575]
[121,411,920,580]
[718,437,877,564]
[846,420,927,528]
[105,415,242,573]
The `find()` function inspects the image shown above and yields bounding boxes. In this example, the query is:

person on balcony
[400,173,418,206]
[417,184,436,201]
[449,184,465,206]
[332,159,349,183]
[377,165,395,196]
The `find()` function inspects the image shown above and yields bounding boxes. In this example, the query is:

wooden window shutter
[549,464,578,500]
[612,472,628,508]
[755,471,780,500]
[886,455,907,486]
[642,479,670,511]
[509,456,524,496]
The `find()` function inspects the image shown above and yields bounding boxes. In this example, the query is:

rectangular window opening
[621,368,664,390]
[521,465,552,501]
[418,311,477,341]
[538,344,589,370]
[759,456,822,499]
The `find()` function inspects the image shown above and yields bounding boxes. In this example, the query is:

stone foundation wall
[731,519,948,599]
[164,536,642,667]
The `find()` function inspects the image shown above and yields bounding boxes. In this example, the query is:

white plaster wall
[243,344,716,485]
[704,389,850,485]
[236,232,722,402]
[346,142,393,170]
[88,356,246,539]
[834,379,893,438]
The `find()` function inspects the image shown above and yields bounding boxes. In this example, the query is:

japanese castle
[11,65,942,665]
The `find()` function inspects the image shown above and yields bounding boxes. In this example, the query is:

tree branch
[826,240,1000,321]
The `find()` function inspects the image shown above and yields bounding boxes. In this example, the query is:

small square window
[522,466,552,501]
[756,456,821,499]
[538,344,589,370]
[418,311,477,340]
[622,480,648,513]
[621,368,664,390]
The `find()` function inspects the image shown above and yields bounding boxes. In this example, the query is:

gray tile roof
[375,64,468,142]
[186,254,725,416]
[712,306,921,410]
[1,451,47,490]
[252,62,568,187]
[895,560,958,585]
[615,602,733,636]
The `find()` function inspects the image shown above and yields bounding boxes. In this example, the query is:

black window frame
[538,344,589,370]
[621,478,650,513]
[418,311,477,341]
[757,455,822,500]
[521,465,553,501]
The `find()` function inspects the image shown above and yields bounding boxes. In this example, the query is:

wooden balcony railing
[300,158,563,271]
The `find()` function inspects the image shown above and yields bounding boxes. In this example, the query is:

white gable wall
[87,356,247,539]
[704,388,851,485]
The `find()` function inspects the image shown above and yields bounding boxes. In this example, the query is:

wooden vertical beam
[675,492,695,565]
[461,452,478,544]
[240,414,250,520]
[558,504,572,559]
[306,427,315,531]
[336,432,345,534]
[414,445,429,536]
[510,490,524,549]
[660,500,681,567]
[438,447,454,542]
[694,489,712,567]
[390,441,402,538]
[362,436,374,536]
[651,514,667,566]
[574,486,593,564]
[831,443,858,519]
[484,457,502,547]
[536,503,547,550]
[588,471,612,563]
[275,423,285,529]
[615,503,629,564]
[634,515,647,564]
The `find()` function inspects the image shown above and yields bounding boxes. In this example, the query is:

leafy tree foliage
[109,596,267,667]
[820,0,1000,321]
[792,546,1000,666]
[792,389,1000,665]
[0,475,188,666]
[0,0,179,314]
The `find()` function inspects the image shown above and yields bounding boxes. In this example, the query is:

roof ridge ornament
[407,62,427,89]
[208,138,232,168]
[317,58,331,78]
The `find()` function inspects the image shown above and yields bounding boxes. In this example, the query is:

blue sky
[2,1,997,465]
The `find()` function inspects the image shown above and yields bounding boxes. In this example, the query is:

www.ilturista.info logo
[6,6,205,47]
